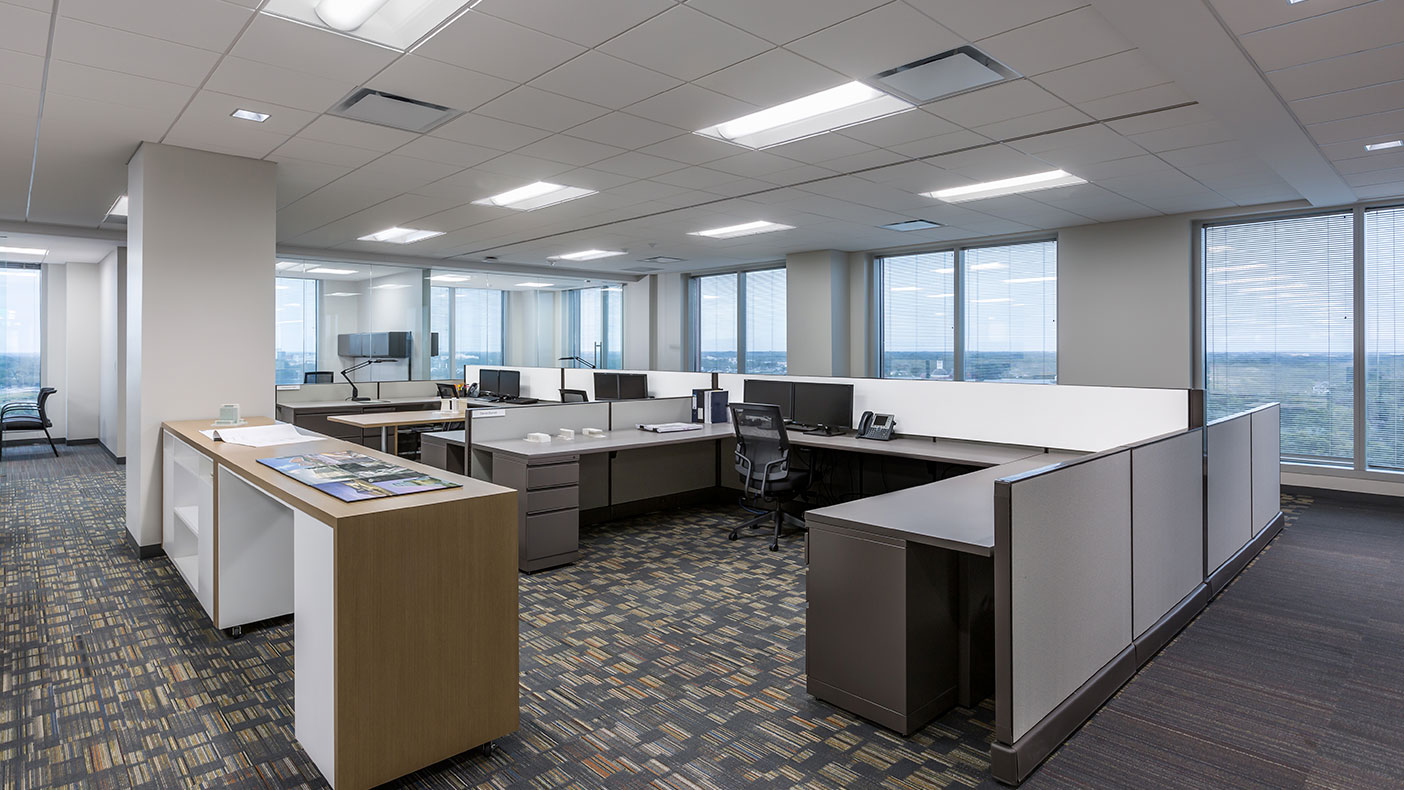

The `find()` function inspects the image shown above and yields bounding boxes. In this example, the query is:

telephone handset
[856,411,896,441]
[466,382,479,398]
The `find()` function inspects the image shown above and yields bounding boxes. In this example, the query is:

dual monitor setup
[743,380,854,436]
[472,370,650,403]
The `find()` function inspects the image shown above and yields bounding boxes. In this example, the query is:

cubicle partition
[563,368,714,400]
[716,374,1190,452]
[988,404,1282,785]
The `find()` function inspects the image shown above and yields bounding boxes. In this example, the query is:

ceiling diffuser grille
[329,88,462,133]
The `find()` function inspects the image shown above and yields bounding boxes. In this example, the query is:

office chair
[0,387,59,460]
[436,383,458,398]
[560,389,588,403]
[304,371,334,384]
[728,402,809,551]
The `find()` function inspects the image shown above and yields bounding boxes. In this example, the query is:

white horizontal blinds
[1365,206,1404,470]
[454,288,504,368]
[745,269,787,374]
[881,251,955,380]
[601,288,623,369]
[429,286,451,379]
[1204,213,1354,462]
[964,241,1057,383]
[698,273,738,372]
[578,288,604,367]
[274,277,318,386]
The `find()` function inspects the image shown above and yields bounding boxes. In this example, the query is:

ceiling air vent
[871,46,1020,105]
[639,256,685,264]
[329,88,463,134]
[880,219,942,231]
[622,266,663,273]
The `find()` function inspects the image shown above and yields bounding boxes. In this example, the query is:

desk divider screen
[1251,405,1281,536]
[563,368,714,401]
[609,397,693,430]
[463,366,564,400]
[716,374,1188,452]
[274,383,355,404]
[1206,413,1253,573]
[468,402,610,444]
[1131,429,1206,638]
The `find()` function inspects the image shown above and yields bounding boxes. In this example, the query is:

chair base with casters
[1,387,60,461]
[729,502,807,552]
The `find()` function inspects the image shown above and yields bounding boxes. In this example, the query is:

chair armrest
[1,402,39,416]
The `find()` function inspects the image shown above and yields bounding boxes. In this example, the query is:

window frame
[273,275,320,387]
[0,262,43,405]
[565,286,623,369]
[687,264,786,374]
[433,285,507,378]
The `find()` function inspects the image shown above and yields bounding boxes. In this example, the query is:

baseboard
[1133,584,1209,665]
[1283,484,1404,507]
[1208,511,1285,597]
[65,438,100,446]
[98,443,126,465]
[126,530,164,560]
[807,678,953,737]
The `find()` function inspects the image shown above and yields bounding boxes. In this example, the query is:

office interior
[1,0,1402,787]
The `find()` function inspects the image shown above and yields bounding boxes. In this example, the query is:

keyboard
[501,396,538,405]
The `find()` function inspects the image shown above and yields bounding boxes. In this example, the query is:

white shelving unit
[162,432,214,616]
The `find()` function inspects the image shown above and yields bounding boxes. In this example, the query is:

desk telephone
[856,411,895,441]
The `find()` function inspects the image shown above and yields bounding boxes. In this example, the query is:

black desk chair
[304,371,334,384]
[560,389,588,403]
[1,387,59,459]
[729,402,809,551]
[436,383,459,398]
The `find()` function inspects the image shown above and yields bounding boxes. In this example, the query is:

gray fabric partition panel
[609,397,693,430]
[1004,452,1132,743]
[1131,430,1205,638]
[1206,415,1253,574]
[469,403,611,443]
[1251,405,1281,536]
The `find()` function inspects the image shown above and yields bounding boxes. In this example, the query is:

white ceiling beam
[1090,0,1356,207]
[0,219,126,243]
[275,245,643,282]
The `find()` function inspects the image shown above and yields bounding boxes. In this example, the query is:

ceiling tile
[685,0,887,45]
[414,9,587,83]
[1125,120,1234,153]
[623,84,758,131]
[785,2,963,80]
[599,5,771,82]
[474,0,674,47]
[1267,43,1404,102]
[1291,80,1404,126]
[1032,50,1171,105]
[367,56,516,115]
[269,137,385,169]
[1308,108,1404,146]
[552,167,637,192]
[205,56,357,113]
[973,105,1093,141]
[766,133,876,165]
[758,163,843,186]
[837,109,959,149]
[1075,82,1193,121]
[928,144,1057,181]
[275,158,353,209]
[977,7,1133,77]
[0,48,44,91]
[58,0,252,53]
[591,151,690,179]
[1209,0,1373,36]
[299,115,419,152]
[637,134,743,165]
[164,90,307,159]
[430,113,553,151]
[474,86,609,133]
[887,128,992,158]
[695,48,846,107]
[530,51,681,111]
[904,0,1088,42]
[651,166,742,190]
[514,135,627,167]
[567,112,681,149]
[812,148,905,174]
[229,13,396,84]
[1106,104,1215,136]
[396,136,508,168]
[0,3,51,56]
[474,152,577,180]
[44,59,195,114]
[51,16,220,87]
[927,80,1067,129]
[708,151,805,177]
[1239,1,1404,72]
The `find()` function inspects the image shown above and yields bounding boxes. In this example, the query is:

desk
[160,418,519,790]
[804,451,1083,736]
[328,408,470,454]
[277,397,443,447]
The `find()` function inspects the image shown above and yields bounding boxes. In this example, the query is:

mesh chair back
[436,383,458,398]
[36,387,56,417]
[560,389,588,403]
[304,371,334,384]
[729,402,792,487]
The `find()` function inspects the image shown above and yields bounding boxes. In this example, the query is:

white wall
[127,143,276,549]
[506,289,558,367]
[786,250,850,376]
[622,278,651,369]
[651,272,686,370]
[318,278,362,376]
[99,248,127,457]
[42,264,67,439]
[360,267,421,381]
[64,262,101,440]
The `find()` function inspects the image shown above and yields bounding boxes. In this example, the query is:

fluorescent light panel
[108,195,129,217]
[315,0,391,31]
[429,274,471,282]
[1365,140,1402,151]
[556,249,626,261]
[261,0,479,52]
[696,81,913,149]
[925,169,1087,203]
[0,245,47,256]
[473,182,597,211]
[358,226,444,243]
[308,267,357,275]
[516,282,553,288]
[689,221,794,239]
[231,108,270,122]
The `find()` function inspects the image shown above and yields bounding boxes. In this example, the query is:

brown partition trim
[993,480,1013,745]
[1188,388,1205,429]
[1207,510,1284,596]
[1133,583,1209,666]
[990,644,1138,786]
[807,678,955,737]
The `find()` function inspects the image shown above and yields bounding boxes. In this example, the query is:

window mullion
[737,272,747,374]
[953,248,965,381]
[1354,206,1367,471]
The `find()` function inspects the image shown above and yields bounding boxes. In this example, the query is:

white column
[785,250,851,376]
[126,143,276,550]
[99,248,128,458]
[64,262,102,440]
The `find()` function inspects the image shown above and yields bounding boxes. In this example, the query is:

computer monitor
[743,379,794,420]
[594,371,620,400]
[793,382,854,428]
[479,369,500,395]
[618,373,647,400]
[497,370,521,398]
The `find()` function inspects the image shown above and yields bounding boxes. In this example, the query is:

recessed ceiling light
[314,0,391,31]
[0,245,47,256]
[516,282,554,288]
[472,182,597,211]
[372,283,412,289]
[554,249,627,261]
[924,169,1087,203]
[695,81,913,149]
[429,274,471,282]
[327,292,360,297]
[108,195,129,217]
[262,0,482,52]
[231,108,270,123]
[640,256,685,264]
[880,219,942,231]
[689,221,795,239]
[308,267,357,275]
[1365,140,1402,151]
[276,261,300,269]
[358,226,444,243]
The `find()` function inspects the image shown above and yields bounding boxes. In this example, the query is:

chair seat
[740,469,809,494]
[2,416,47,430]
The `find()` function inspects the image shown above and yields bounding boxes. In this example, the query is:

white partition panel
[610,397,692,428]
[464,365,562,400]
[469,402,611,443]
[717,374,1186,451]
[1251,405,1281,535]
[1206,414,1253,573]
[1131,430,1205,637]
[564,368,713,400]
[1006,451,1132,742]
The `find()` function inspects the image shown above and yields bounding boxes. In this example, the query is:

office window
[1204,213,1355,462]
[454,288,505,371]
[745,269,787,374]
[1366,206,1404,470]
[571,287,622,369]
[274,277,318,386]
[882,251,955,380]
[694,273,739,372]
[0,263,41,404]
[429,286,452,379]
[964,241,1057,382]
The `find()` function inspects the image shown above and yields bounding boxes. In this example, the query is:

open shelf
[171,553,199,589]
[174,505,201,537]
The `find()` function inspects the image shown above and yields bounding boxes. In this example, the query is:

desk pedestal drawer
[527,461,579,489]
[526,485,578,514]
[523,509,577,562]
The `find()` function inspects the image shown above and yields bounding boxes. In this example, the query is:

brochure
[258,450,461,502]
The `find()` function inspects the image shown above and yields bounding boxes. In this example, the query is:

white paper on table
[202,423,315,447]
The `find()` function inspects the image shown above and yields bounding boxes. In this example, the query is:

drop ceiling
[1,0,1401,274]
